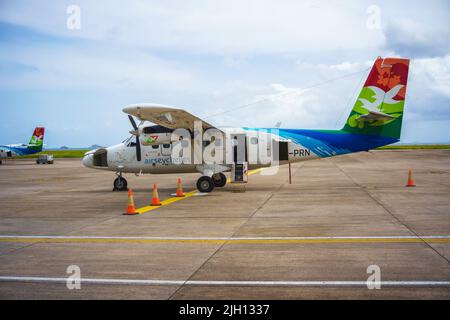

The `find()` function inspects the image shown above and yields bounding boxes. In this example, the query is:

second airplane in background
[0,128,45,164]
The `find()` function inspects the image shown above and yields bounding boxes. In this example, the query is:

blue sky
[0,0,449,147]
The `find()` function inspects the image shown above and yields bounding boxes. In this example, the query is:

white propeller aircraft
[82,57,410,193]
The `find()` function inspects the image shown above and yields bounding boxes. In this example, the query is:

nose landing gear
[113,173,128,191]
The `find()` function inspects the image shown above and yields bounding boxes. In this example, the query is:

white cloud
[411,55,450,98]
[0,0,385,55]
[209,55,450,132]
[0,42,197,92]
[384,18,450,57]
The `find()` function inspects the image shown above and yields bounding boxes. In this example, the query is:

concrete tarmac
[0,150,449,299]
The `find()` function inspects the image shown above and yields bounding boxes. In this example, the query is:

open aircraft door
[230,133,248,183]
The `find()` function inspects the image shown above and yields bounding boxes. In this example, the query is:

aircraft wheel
[197,176,215,193]
[113,176,128,191]
[212,172,227,187]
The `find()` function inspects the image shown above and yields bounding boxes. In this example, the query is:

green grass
[19,149,89,158]
[377,145,450,150]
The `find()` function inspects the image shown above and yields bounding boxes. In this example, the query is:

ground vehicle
[36,154,54,164]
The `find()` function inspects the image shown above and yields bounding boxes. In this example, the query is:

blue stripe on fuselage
[243,128,397,158]
[0,145,40,156]
[278,129,397,157]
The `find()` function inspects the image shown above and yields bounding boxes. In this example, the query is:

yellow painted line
[136,168,263,214]
[1,237,450,245]
[135,190,198,214]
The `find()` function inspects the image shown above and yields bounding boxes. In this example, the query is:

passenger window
[250,137,258,144]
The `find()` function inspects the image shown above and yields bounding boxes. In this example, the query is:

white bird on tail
[358,84,403,113]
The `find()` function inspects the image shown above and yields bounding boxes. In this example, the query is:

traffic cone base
[406,169,416,187]
[151,183,162,206]
[176,178,185,197]
[124,189,138,215]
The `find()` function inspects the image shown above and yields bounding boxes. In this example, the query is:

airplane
[83,57,409,193]
[0,127,45,164]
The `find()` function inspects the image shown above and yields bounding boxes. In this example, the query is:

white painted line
[1,235,450,240]
[0,276,449,287]
[0,276,183,286]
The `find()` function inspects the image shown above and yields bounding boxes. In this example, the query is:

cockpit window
[125,136,137,147]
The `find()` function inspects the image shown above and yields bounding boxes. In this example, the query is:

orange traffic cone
[124,188,138,215]
[406,169,416,187]
[151,183,162,206]
[176,178,185,197]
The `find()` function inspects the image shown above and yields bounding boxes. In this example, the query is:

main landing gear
[212,172,227,187]
[196,172,227,193]
[113,173,128,191]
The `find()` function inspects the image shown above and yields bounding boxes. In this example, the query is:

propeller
[128,115,142,161]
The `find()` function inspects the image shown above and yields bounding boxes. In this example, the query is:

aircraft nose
[82,153,94,168]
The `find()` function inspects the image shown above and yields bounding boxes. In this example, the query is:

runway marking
[1,235,449,244]
[0,276,449,287]
[135,169,262,214]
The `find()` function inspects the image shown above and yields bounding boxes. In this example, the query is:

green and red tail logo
[29,127,45,147]
[343,57,410,139]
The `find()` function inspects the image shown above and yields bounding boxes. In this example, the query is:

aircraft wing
[356,110,394,122]
[123,104,221,132]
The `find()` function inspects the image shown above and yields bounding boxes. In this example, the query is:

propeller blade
[136,136,142,161]
[128,115,138,131]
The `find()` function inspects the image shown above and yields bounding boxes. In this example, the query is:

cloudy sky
[0,0,449,147]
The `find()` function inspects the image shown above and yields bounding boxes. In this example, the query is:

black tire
[114,177,128,191]
[212,172,227,187]
[197,176,215,193]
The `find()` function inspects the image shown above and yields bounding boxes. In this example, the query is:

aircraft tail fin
[28,127,45,151]
[342,57,410,140]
